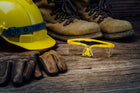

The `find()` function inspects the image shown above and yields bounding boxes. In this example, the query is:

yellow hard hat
[0,0,56,50]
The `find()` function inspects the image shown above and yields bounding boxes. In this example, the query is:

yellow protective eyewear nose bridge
[67,38,115,57]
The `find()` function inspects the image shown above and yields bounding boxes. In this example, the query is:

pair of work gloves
[0,50,67,87]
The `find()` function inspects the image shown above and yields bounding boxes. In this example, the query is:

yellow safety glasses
[67,38,115,57]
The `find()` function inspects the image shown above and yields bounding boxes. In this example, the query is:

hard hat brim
[2,35,56,50]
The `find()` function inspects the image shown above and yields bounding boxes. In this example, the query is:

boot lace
[86,0,112,23]
[49,0,79,26]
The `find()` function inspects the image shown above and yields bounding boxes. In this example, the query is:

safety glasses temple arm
[90,43,115,48]
[67,39,87,46]
[67,39,115,48]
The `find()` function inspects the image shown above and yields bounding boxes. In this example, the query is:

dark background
[111,0,140,18]
[111,0,140,34]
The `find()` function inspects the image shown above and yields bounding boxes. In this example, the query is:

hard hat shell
[0,0,56,50]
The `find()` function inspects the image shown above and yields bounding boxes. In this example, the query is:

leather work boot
[34,0,102,41]
[71,0,135,39]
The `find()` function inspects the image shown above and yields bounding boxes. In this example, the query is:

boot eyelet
[59,20,62,23]
[63,23,67,26]
[54,15,60,20]
[54,17,58,20]
[88,11,94,16]
[64,21,70,26]
[97,17,104,23]
[93,14,98,20]
[85,8,90,12]
[50,12,54,16]
[59,18,65,23]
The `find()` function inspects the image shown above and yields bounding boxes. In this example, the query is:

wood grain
[0,1,140,93]
[0,29,139,93]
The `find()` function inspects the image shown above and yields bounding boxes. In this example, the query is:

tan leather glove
[0,51,39,87]
[0,50,67,87]
[35,50,67,77]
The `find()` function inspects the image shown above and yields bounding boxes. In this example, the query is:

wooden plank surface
[0,40,140,93]
[0,1,140,93]
[0,20,140,93]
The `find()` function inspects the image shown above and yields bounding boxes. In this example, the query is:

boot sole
[103,30,135,39]
[47,31,103,41]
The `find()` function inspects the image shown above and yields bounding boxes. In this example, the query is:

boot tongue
[88,0,111,12]
[87,0,112,23]
[88,0,100,8]
[98,0,112,12]
[54,0,77,15]
[49,0,79,26]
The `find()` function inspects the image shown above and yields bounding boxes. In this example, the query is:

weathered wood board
[0,1,140,93]
[0,20,139,93]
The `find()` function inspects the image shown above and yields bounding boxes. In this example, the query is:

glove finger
[34,63,43,79]
[49,50,67,72]
[39,52,58,75]
[11,60,26,86]
[51,54,67,72]
[23,60,35,82]
[0,61,11,86]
